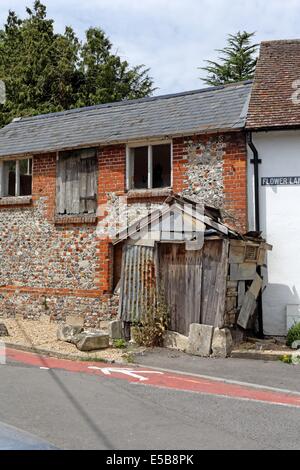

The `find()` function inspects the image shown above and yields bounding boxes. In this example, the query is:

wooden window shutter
[79,156,97,214]
[56,157,67,214]
[56,148,97,215]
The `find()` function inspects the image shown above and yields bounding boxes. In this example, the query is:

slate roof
[247,40,300,130]
[0,81,252,158]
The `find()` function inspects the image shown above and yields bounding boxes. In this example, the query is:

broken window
[56,148,97,215]
[152,144,171,188]
[127,143,171,190]
[133,146,148,189]
[0,158,32,197]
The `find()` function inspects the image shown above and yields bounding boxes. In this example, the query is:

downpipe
[247,132,264,339]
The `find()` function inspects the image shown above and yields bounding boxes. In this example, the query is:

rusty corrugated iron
[119,244,157,322]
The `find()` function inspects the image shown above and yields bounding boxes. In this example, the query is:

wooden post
[15,159,20,196]
[126,146,132,190]
[0,160,3,197]
[148,145,153,189]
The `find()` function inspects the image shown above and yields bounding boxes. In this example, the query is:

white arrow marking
[88,366,163,382]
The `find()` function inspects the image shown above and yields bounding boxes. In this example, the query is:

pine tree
[201,31,258,87]
[0,1,154,127]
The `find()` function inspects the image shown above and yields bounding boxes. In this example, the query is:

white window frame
[0,156,33,197]
[126,141,172,191]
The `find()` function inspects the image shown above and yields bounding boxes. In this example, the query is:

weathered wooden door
[159,244,203,335]
[200,239,228,327]
[158,240,228,335]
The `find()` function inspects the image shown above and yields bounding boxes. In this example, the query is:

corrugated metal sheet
[0,81,252,158]
[119,244,157,322]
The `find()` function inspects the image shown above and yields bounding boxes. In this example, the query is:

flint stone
[57,324,83,343]
[291,340,300,350]
[187,323,214,357]
[75,330,109,351]
[212,328,233,358]
[0,323,9,337]
[109,320,123,340]
[163,331,189,352]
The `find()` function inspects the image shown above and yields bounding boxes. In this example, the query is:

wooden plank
[229,243,245,263]
[215,239,229,328]
[158,243,202,336]
[237,291,257,329]
[249,273,263,299]
[201,239,223,326]
[230,263,257,281]
[86,158,97,213]
[229,240,247,247]
[65,157,74,214]
[79,158,88,213]
[72,157,80,214]
[56,158,66,214]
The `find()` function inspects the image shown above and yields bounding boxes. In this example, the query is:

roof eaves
[0,124,246,160]
[8,80,253,125]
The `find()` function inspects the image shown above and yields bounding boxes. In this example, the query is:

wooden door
[158,240,228,335]
[200,239,227,326]
[159,244,202,335]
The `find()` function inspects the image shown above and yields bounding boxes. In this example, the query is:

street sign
[261,176,300,186]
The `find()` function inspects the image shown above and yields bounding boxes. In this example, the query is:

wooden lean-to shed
[113,195,271,338]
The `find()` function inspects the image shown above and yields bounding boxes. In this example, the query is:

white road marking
[40,367,50,370]
[88,366,164,382]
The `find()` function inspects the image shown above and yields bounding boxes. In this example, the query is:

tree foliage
[201,31,258,87]
[0,1,154,127]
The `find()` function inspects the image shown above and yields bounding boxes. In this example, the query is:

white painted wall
[248,130,300,335]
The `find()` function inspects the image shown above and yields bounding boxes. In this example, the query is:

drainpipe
[247,131,264,339]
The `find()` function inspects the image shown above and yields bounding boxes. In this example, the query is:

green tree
[201,31,258,86]
[0,1,154,127]
[77,27,153,107]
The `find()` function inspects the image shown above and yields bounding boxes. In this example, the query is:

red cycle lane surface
[4,347,300,409]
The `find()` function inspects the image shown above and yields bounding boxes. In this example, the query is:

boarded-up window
[56,148,97,215]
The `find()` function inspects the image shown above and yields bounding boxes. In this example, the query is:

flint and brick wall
[173,132,247,232]
[0,131,247,323]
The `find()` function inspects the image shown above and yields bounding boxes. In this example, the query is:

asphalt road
[135,348,300,392]
[1,356,300,450]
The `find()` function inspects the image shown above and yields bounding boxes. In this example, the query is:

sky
[0,0,300,96]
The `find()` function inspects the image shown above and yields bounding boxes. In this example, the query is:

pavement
[0,347,300,449]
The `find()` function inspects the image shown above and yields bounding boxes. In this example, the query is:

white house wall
[247,130,300,335]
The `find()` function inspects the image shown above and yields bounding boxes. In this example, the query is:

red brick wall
[97,145,126,295]
[223,133,247,232]
[98,145,126,204]
[32,152,56,221]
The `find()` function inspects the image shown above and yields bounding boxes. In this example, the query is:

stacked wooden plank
[224,239,272,331]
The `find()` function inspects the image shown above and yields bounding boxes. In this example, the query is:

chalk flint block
[212,328,233,358]
[108,320,123,340]
[187,323,214,357]
[75,330,109,351]
[163,331,189,352]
